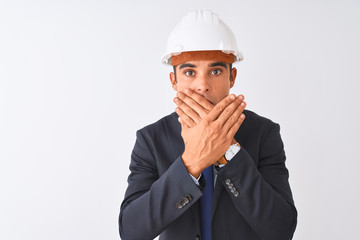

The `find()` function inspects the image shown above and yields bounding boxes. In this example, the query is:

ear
[230,67,237,89]
[170,72,178,91]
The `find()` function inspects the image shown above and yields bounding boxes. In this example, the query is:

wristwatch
[214,142,241,166]
[225,142,241,161]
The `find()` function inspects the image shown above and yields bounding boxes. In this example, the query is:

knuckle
[202,118,211,126]
[182,95,189,102]
[194,115,201,122]
[215,105,223,113]
[228,115,236,124]
[235,118,243,127]
[196,98,204,105]
[210,123,221,132]
[224,107,232,115]
[189,99,197,108]
[226,96,233,103]
[177,100,184,107]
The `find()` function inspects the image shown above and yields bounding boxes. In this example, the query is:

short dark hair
[173,65,177,83]
[172,63,232,83]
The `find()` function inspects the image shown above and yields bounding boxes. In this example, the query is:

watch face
[225,144,241,160]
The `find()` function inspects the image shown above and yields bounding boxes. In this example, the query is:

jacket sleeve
[218,122,297,240]
[119,130,204,240]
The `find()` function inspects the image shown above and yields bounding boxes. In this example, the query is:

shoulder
[237,109,282,143]
[242,109,279,129]
[137,112,180,139]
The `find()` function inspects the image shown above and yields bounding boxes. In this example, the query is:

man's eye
[185,70,194,76]
[211,69,221,75]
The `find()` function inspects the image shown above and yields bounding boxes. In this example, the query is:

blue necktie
[200,165,214,240]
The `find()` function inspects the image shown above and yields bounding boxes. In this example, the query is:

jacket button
[176,203,182,209]
[234,191,239,197]
[225,179,231,185]
[228,183,234,189]
[186,194,193,201]
[230,187,236,193]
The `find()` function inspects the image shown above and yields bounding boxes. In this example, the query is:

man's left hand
[174,89,245,129]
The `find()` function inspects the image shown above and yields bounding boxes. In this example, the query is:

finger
[213,95,243,126]
[184,88,214,111]
[178,117,189,129]
[206,94,237,122]
[175,107,196,127]
[222,101,246,134]
[237,94,245,102]
[227,113,246,139]
[174,97,201,124]
[177,91,209,119]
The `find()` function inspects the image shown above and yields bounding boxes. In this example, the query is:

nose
[195,75,210,94]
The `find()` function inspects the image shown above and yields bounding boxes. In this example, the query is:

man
[119,10,297,240]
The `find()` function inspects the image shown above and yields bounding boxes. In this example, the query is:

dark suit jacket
[119,110,297,240]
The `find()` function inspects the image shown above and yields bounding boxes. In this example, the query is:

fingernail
[238,95,244,100]
[174,97,179,102]
[241,102,246,107]
[177,92,184,98]
[229,94,235,100]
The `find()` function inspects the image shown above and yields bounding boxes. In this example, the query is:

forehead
[177,60,229,70]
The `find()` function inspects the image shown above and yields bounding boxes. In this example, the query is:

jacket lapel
[211,173,224,219]
[169,112,185,160]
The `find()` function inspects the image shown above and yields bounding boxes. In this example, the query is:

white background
[1,0,359,239]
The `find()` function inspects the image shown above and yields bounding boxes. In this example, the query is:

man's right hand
[178,93,246,178]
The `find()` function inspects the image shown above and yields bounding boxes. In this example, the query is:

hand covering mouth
[200,95,215,106]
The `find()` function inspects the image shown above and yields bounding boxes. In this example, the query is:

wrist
[182,152,202,178]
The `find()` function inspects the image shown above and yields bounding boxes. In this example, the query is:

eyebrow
[178,62,228,70]
[179,63,196,69]
[208,62,228,69]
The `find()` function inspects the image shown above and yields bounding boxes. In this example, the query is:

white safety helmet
[161,10,243,65]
